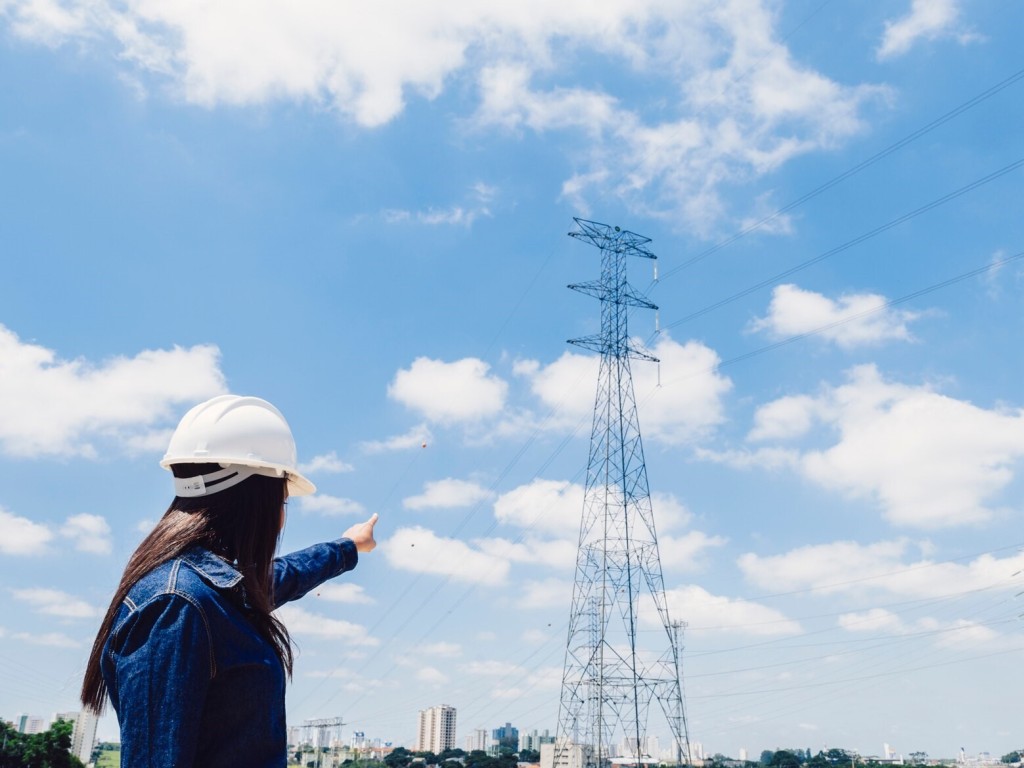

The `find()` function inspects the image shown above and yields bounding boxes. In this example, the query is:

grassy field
[95,749,121,768]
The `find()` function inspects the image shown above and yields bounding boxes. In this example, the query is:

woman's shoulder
[126,548,240,611]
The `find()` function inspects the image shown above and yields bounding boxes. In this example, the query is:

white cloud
[0,508,54,555]
[750,284,920,348]
[11,587,99,619]
[0,324,225,458]
[381,183,496,227]
[475,12,884,232]
[513,350,595,427]
[518,335,732,444]
[747,394,821,442]
[460,660,520,677]
[738,539,1024,601]
[517,578,573,609]
[877,0,976,60]
[298,451,354,475]
[360,424,433,454]
[933,619,1001,650]
[0,1,885,231]
[389,357,507,424]
[60,513,112,555]
[737,192,794,236]
[311,583,374,604]
[404,478,494,510]
[747,365,1024,527]
[492,480,691,545]
[299,494,366,517]
[274,605,377,645]
[837,610,1008,651]
[474,536,577,571]
[380,525,509,585]
[416,666,449,684]
[493,479,584,536]
[696,446,801,471]
[650,492,693,530]
[521,628,549,644]
[12,631,81,648]
[419,641,462,657]
[658,531,729,570]
[650,585,802,636]
[837,608,907,634]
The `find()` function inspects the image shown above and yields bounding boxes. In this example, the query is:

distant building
[620,735,659,759]
[417,705,457,753]
[522,730,555,752]
[467,729,489,752]
[493,722,519,753]
[56,710,98,764]
[16,714,47,735]
[540,739,592,768]
[15,716,47,741]
[739,749,748,762]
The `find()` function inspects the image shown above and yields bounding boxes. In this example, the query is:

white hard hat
[161,395,316,498]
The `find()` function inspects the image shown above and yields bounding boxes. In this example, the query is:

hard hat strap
[173,465,262,498]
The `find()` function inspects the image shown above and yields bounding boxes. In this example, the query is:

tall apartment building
[492,722,519,753]
[466,728,489,753]
[15,714,47,735]
[53,710,99,764]
[416,705,456,753]
[521,730,555,752]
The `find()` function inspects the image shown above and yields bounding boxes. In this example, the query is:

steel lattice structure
[555,218,691,768]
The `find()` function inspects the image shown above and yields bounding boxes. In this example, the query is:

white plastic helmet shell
[161,395,316,497]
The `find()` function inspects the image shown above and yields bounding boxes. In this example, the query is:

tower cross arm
[568,280,609,301]
[569,218,656,259]
[568,283,658,310]
[567,336,659,362]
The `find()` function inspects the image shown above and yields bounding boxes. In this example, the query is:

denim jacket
[101,539,358,768]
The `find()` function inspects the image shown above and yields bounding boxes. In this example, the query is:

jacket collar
[181,546,244,589]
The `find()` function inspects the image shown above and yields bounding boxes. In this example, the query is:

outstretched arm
[272,513,378,608]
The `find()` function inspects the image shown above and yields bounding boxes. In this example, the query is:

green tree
[825,750,855,766]
[1,720,85,768]
[387,748,415,768]
[761,752,775,766]
[519,749,541,762]
[770,751,801,768]
[1000,753,1020,764]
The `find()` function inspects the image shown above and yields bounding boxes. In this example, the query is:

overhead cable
[658,65,1024,281]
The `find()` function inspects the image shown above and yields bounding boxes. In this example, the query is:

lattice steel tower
[555,218,690,768]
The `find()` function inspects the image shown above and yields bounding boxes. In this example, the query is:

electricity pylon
[555,218,691,768]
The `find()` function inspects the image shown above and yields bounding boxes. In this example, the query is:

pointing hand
[342,513,379,553]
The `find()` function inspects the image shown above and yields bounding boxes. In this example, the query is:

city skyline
[5,706,1017,763]
[1,0,1023,759]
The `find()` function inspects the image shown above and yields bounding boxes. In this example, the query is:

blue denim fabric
[101,539,358,768]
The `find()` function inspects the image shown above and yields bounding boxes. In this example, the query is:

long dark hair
[81,463,293,714]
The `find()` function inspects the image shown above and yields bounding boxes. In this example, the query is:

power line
[656,65,1024,281]
[680,248,1024,375]
[657,158,1024,333]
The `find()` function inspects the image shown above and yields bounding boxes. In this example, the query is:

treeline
[707,748,1024,768]
[304,747,544,768]
[0,720,85,768]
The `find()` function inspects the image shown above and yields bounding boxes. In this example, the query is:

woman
[80,395,377,767]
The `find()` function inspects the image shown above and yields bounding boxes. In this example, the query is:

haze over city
[1,0,1023,760]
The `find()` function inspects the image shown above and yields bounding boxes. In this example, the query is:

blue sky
[2,0,1024,759]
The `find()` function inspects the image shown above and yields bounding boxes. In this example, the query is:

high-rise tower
[417,705,457,754]
[554,218,690,768]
